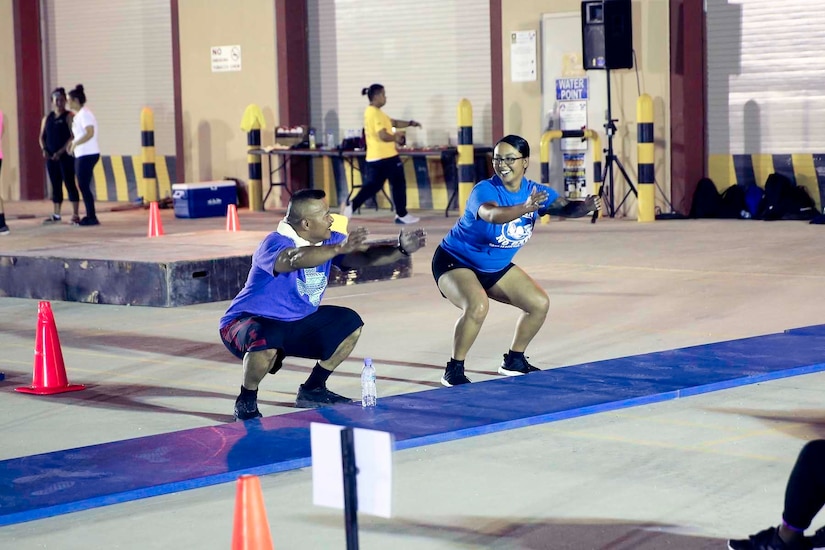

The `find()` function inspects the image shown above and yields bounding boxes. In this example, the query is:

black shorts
[219,305,363,361]
[431,245,515,293]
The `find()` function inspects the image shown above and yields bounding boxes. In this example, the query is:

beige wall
[178,0,279,194]
[501,0,671,217]
[0,0,20,201]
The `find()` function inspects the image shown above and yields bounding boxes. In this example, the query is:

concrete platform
[0,207,411,306]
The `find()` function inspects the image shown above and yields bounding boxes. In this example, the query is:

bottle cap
[364,357,372,366]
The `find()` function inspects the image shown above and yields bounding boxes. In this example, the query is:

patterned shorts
[219,305,363,361]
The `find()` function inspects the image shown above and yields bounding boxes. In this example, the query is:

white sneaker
[394,213,420,224]
[341,203,353,218]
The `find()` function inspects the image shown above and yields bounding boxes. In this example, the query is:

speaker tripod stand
[598,68,637,218]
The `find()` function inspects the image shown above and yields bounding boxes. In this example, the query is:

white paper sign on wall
[211,45,242,73]
[510,30,537,82]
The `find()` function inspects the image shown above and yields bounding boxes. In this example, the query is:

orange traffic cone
[16,301,85,395]
[231,475,274,550]
[226,204,241,232]
[147,201,164,237]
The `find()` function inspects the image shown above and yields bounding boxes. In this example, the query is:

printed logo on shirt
[494,214,534,248]
[297,268,328,306]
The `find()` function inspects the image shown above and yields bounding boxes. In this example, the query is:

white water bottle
[361,358,377,408]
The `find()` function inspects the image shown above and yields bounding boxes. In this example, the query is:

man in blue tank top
[220,189,425,420]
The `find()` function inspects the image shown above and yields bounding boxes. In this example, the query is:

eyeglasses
[491,156,524,166]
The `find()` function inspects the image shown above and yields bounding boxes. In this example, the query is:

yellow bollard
[538,129,603,223]
[140,107,158,204]
[539,130,562,188]
[456,99,474,215]
[585,129,603,222]
[636,94,655,222]
[539,130,561,224]
[241,104,266,212]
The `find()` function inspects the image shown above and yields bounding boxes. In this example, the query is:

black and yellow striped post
[241,104,265,211]
[456,99,474,215]
[140,107,158,204]
[538,129,603,223]
[636,93,655,222]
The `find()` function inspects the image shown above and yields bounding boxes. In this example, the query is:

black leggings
[75,154,99,219]
[784,439,825,530]
[46,154,78,204]
[351,155,409,217]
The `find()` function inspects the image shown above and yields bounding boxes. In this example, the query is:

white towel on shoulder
[276,219,320,247]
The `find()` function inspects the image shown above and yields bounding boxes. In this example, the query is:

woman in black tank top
[39,87,79,224]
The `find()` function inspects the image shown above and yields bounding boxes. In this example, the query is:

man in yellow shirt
[342,84,421,224]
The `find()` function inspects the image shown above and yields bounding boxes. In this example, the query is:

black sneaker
[295,384,353,409]
[43,214,62,224]
[0,225,9,235]
[441,362,471,387]
[728,526,810,550]
[808,526,825,548]
[233,394,262,421]
[498,353,541,376]
[78,216,100,226]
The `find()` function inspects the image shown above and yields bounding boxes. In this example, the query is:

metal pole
[341,428,360,550]
[604,68,616,217]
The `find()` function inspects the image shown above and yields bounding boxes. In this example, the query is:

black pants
[351,156,408,217]
[75,154,99,220]
[46,154,78,204]
[784,439,825,530]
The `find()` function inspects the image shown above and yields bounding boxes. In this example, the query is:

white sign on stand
[510,30,537,82]
[310,422,393,518]
[211,45,242,72]
[558,99,588,152]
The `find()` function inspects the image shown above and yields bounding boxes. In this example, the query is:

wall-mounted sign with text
[555,77,588,100]
[510,30,537,82]
[211,45,242,73]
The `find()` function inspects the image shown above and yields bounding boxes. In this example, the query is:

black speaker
[581,0,633,70]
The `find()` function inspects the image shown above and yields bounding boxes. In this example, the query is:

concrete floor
[1,201,824,548]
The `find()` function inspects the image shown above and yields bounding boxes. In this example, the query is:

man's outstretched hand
[337,227,370,254]
[398,228,427,255]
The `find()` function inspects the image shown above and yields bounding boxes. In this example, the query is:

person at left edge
[220,189,426,420]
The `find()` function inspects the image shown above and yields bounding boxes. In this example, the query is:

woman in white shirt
[67,84,100,226]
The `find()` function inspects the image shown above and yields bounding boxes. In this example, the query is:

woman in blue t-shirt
[432,134,599,387]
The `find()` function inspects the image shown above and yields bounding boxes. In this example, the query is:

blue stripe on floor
[3,327,825,526]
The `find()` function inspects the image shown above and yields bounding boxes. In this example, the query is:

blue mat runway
[2,326,825,526]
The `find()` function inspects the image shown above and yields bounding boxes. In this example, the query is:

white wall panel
[41,0,175,155]
[707,0,825,154]
[308,0,492,147]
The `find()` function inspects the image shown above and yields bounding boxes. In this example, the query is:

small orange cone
[147,201,164,238]
[232,475,274,550]
[16,301,85,395]
[226,204,241,232]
